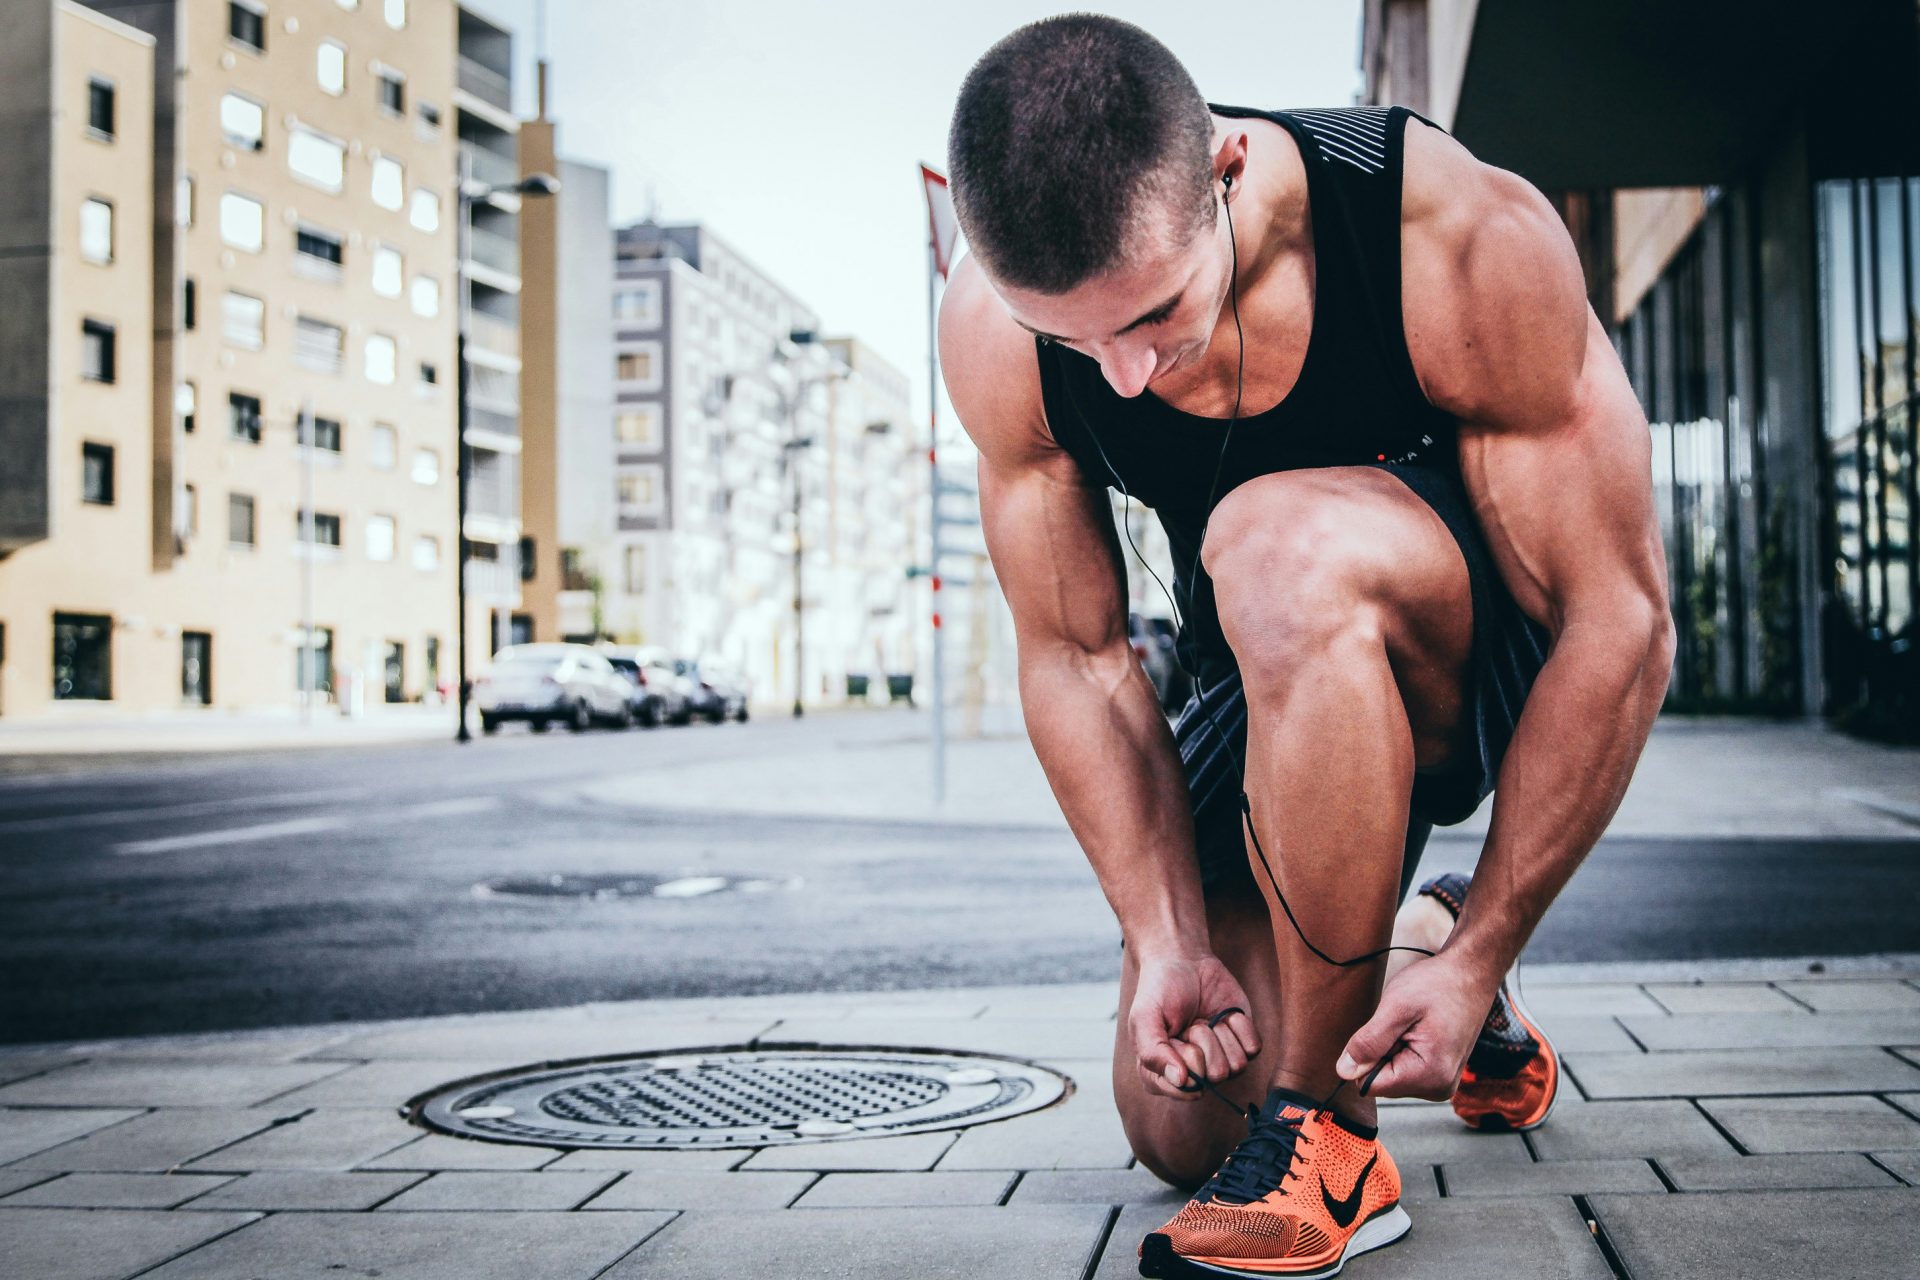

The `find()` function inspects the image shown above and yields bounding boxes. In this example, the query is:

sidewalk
[2,961,1918,1279]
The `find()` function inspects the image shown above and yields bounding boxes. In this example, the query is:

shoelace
[1203,1104,1311,1205]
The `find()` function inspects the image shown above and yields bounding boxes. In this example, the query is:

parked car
[674,656,750,723]
[475,644,634,734]
[598,645,694,726]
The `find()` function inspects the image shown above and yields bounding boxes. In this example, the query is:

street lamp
[454,165,560,744]
[773,332,847,719]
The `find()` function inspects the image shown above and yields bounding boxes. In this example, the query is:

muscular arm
[940,256,1208,960]
[1410,124,1677,983]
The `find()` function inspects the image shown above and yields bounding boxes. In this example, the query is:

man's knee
[1122,1112,1235,1192]
[1201,479,1387,678]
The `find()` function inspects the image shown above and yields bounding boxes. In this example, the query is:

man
[938,15,1674,1279]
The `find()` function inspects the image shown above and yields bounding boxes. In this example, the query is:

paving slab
[936,1096,1135,1171]
[1564,1046,1920,1098]
[1871,1150,1920,1182]
[0,1050,84,1086]
[580,1168,816,1210]
[252,1059,511,1109]
[308,1016,779,1062]
[180,1106,421,1171]
[795,1169,1015,1207]
[0,1171,233,1208]
[0,1060,348,1108]
[0,1106,141,1163]
[1526,1100,1738,1161]
[1620,1011,1920,1051]
[59,1028,353,1062]
[184,1170,425,1211]
[546,1146,748,1172]
[605,1203,1109,1280]
[1092,1196,1615,1280]
[0,1208,260,1280]
[0,1168,61,1197]
[1657,1152,1899,1191]
[1591,1187,1920,1279]
[377,1169,617,1211]
[136,1209,674,1279]
[738,1130,958,1171]
[1007,1166,1185,1206]
[1642,982,1810,1014]
[357,1133,565,1171]
[1699,1094,1920,1152]
[1775,980,1920,1012]
[1511,983,1667,1018]
[1527,1015,1642,1053]
[761,1015,1117,1059]
[1439,1158,1666,1196]
[12,1108,283,1172]
[1376,1104,1533,1165]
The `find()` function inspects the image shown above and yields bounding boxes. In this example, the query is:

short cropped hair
[947,14,1215,294]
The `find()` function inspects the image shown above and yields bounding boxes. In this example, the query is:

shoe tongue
[1259,1086,1321,1123]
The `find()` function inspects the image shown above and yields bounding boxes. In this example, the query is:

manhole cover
[472,873,799,900]
[410,1047,1070,1148]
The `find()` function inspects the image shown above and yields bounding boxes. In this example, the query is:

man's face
[990,197,1230,400]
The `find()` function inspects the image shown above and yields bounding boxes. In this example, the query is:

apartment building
[0,0,519,719]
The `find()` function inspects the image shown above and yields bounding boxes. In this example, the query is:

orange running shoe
[1417,873,1560,1132]
[1139,1087,1410,1278]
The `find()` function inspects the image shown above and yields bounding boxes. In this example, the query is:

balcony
[467,404,519,442]
[467,311,519,361]
[466,225,518,276]
[461,141,519,192]
[457,55,512,113]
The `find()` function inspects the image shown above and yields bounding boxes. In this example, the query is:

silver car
[475,644,634,734]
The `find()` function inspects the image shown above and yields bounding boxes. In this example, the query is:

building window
[228,492,256,546]
[228,1,266,52]
[317,40,346,95]
[219,93,264,151]
[615,348,658,385]
[624,544,646,594]
[518,535,536,582]
[296,509,342,547]
[79,197,113,264]
[178,380,197,433]
[219,191,264,252]
[366,514,395,561]
[371,244,403,297]
[182,631,211,705]
[413,534,439,571]
[82,442,114,504]
[616,470,658,509]
[409,274,439,317]
[86,78,115,140]
[52,613,112,701]
[183,277,196,330]
[295,625,333,696]
[409,187,439,232]
[228,392,263,443]
[364,333,397,384]
[288,127,345,193]
[294,224,344,273]
[370,155,404,210]
[418,360,438,385]
[417,101,441,131]
[298,413,342,453]
[376,68,405,115]
[178,175,195,227]
[294,315,345,373]
[370,422,397,468]
[384,0,406,29]
[411,447,439,485]
[222,291,264,348]
[80,319,115,383]
[615,405,661,448]
[613,282,662,327]
[180,482,198,537]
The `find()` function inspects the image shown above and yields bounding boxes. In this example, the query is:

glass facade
[1816,176,1917,735]
[1617,187,1798,712]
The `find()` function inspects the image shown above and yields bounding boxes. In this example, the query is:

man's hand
[1335,952,1499,1100]
[1128,951,1262,1101]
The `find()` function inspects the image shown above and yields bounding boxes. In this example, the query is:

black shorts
[1174,460,1553,902]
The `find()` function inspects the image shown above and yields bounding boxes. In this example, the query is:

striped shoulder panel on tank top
[1281,105,1395,175]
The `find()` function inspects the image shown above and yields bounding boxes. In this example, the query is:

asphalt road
[2,714,1916,1045]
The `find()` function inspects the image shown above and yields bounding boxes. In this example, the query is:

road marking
[116,816,344,855]
[0,787,370,834]
[397,796,503,820]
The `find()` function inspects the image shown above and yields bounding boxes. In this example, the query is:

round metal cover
[410,1047,1071,1149]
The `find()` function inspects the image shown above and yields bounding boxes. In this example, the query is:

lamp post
[771,333,846,719]
[454,160,560,743]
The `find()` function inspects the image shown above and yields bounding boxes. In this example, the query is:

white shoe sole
[1139,1204,1412,1279]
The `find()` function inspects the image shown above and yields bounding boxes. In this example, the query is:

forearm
[1443,609,1674,979]
[1019,642,1210,959]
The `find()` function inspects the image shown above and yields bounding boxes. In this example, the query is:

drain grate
[411,1047,1070,1149]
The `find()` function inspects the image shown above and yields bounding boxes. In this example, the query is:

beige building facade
[0,0,489,718]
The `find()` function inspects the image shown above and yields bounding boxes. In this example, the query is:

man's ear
[1212,129,1249,194]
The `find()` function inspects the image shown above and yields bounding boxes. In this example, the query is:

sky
[462,0,1365,428]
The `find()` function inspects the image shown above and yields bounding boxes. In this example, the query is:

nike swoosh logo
[1320,1151,1377,1229]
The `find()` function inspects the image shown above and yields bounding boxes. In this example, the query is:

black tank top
[1036,103,1456,682]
